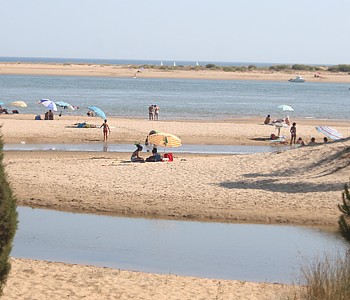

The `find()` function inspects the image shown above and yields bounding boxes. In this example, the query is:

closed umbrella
[39,99,57,111]
[11,101,27,108]
[316,126,343,140]
[148,132,182,148]
[87,106,106,120]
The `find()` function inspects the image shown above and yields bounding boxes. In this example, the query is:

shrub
[0,130,18,296]
[205,64,216,69]
[338,182,350,242]
[269,64,291,71]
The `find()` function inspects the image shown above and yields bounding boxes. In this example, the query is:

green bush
[0,131,18,296]
[338,182,350,242]
[268,64,291,71]
[205,64,216,69]
[328,65,350,73]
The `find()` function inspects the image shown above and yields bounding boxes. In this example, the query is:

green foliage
[268,64,291,71]
[338,183,350,242]
[0,131,18,296]
[328,64,350,73]
[205,64,216,69]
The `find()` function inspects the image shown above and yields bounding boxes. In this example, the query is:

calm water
[3,143,289,154]
[13,207,348,284]
[0,74,349,120]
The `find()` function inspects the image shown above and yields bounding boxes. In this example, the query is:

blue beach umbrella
[55,101,75,110]
[87,106,106,120]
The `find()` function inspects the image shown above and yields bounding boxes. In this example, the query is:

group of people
[0,105,9,114]
[131,144,162,163]
[264,114,290,126]
[148,104,160,121]
[44,110,54,120]
[265,114,329,146]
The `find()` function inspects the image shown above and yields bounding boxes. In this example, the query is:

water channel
[4,143,289,154]
[13,207,348,284]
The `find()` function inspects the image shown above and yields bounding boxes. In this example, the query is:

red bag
[163,153,173,162]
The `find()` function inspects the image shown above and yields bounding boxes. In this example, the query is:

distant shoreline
[1,62,350,83]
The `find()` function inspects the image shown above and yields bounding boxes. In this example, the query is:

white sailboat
[173,61,176,67]
[196,62,199,66]
[160,61,163,66]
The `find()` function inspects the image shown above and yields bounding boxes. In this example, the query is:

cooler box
[163,153,173,162]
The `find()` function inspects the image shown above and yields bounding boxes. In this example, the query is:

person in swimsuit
[131,144,144,162]
[100,119,111,141]
[290,122,297,145]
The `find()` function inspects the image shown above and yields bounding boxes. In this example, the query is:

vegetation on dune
[126,63,350,73]
[0,129,18,296]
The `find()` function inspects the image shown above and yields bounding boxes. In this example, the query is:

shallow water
[4,143,289,154]
[13,207,348,284]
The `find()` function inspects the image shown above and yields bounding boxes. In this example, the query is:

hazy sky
[1,0,349,64]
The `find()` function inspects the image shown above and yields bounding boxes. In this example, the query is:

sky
[0,0,350,65]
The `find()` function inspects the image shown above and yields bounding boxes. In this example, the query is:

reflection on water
[4,143,289,154]
[12,207,347,284]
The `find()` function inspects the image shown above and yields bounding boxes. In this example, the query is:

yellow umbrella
[11,101,27,108]
[148,132,181,148]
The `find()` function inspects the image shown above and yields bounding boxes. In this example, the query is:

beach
[1,63,350,299]
[1,62,350,83]
[1,113,350,299]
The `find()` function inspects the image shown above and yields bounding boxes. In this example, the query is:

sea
[0,57,349,120]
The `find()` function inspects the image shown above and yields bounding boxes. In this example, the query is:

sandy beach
[1,62,350,83]
[1,114,349,299]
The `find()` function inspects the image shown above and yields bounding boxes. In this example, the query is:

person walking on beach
[100,119,111,142]
[290,122,297,145]
[148,105,154,120]
[154,104,160,121]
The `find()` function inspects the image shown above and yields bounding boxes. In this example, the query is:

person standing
[148,105,154,120]
[100,119,111,142]
[290,122,297,145]
[154,105,160,121]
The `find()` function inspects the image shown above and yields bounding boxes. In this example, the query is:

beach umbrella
[39,99,57,111]
[55,101,75,110]
[278,105,294,111]
[87,106,106,120]
[148,132,182,148]
[10,101,27,108]
[316,126,343,140]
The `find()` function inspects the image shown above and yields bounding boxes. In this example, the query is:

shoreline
[0,62,350,82]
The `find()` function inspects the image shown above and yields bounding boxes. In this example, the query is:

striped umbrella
[148,132,182,148]
[316,126,343,140]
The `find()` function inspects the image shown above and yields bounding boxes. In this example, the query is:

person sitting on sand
[308,137,317,145]
[296,137,305,146]
[323,137,328,143]
[284,116,290,126]
[131,144,144,163]
[146,147,162,162]
[264,114,271,125]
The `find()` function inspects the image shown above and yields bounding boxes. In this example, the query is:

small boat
[288,75,305,82]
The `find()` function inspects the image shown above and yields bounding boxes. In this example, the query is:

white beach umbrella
[39,99,58,111]
[278,105,294,112]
